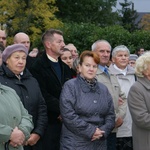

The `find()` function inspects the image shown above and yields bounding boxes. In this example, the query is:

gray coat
[60,75,115,150]
[128,77,150,150]
[96,67,127,132]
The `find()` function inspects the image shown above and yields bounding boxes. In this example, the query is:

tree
[61,23,132,53]
[0,0,62,48]
[56,0,119,26]
[61,23,150,53]
[139,14,150,30]
[118,0,139,32]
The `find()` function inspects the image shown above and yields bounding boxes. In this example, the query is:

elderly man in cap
[0,44,48,150]
[129,54,138,68]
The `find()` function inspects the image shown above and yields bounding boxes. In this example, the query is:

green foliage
[61,23,102,52]
[61,23,149,54]
[99,25,131,47]
[131,30,150,50]
[118,0,139,32]
[0,0,149,53]
[0,0,63,48]
[56,0,119,27]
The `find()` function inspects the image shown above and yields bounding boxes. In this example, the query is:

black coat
[30,51,72,122]
[26,55,37,70]
[0,63,48,150]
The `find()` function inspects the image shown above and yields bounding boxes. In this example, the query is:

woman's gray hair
[72,57,80,72]
[112,45,130,57]
[135,51,150,77]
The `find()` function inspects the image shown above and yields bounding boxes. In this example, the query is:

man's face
[0,30,7,47]
[94,42,111,66]
[112,51,129,70]
[49,33,65,57]
[15,34,30,51]
[67,45,78,60]
[129,60,136,68]
[139,48,144,56]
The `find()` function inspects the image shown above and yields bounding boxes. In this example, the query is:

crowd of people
[0,27,150,150]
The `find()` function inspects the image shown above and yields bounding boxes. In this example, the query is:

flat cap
[129,54,138,61]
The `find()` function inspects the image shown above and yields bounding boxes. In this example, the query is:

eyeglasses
[0,37,6,40]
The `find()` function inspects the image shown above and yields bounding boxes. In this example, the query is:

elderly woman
[0,44,48,150]
[0,84,33,150]
[60,51,115,150]
[128,52,150,150]
[109,45,135,150]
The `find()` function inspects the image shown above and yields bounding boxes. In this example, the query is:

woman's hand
[91,128,105,141]
[10,127,25,147]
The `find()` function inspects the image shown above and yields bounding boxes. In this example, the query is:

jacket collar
[77,75,101,93]
[41,51,64,68]
[96,67,115,76]
[0,63,31,79]
[138,77,150,90]
[109,64,135,75]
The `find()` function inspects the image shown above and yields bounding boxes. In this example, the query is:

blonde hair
[135,51,150,77]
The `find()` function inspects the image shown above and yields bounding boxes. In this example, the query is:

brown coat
[128,77,150,150]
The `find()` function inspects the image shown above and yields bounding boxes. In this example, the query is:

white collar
[114,64,127,76]
[46,54,58,62]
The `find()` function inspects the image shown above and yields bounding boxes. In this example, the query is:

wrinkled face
[112,51,129,70]
[129,60,136,68]
[61,51,73,68]
[69,45,78,60]
[48,33,65,57]
[79,56,98,80]
[143,65,150,80]
[6,51,27,75]
[0,30,7,47]
[94,42,111,66]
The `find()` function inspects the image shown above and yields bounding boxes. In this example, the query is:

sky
[116,0,150,12]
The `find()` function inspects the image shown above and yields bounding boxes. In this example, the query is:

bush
[61,23,150,54]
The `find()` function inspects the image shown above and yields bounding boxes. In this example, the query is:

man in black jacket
[30,29,72,150]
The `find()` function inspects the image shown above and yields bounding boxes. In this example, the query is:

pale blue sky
[116,0,150,12]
